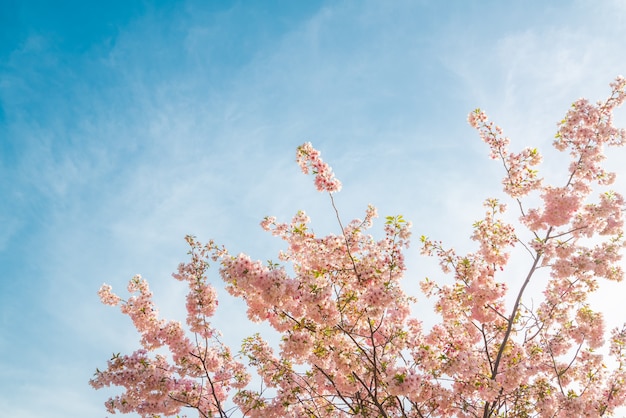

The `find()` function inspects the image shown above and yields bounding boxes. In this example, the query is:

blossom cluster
[296,142,342,193]
[91,260,249,417]
[469,109,543,198]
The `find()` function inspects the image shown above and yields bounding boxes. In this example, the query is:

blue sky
[2,1,626,417]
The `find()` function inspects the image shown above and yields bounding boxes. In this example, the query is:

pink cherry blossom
[93,78,626,417]
[296,142,342,193]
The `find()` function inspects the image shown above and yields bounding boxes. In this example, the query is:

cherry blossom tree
[91,77,626,417]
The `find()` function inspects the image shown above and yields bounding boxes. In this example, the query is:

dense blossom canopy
[92,78,626,417]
